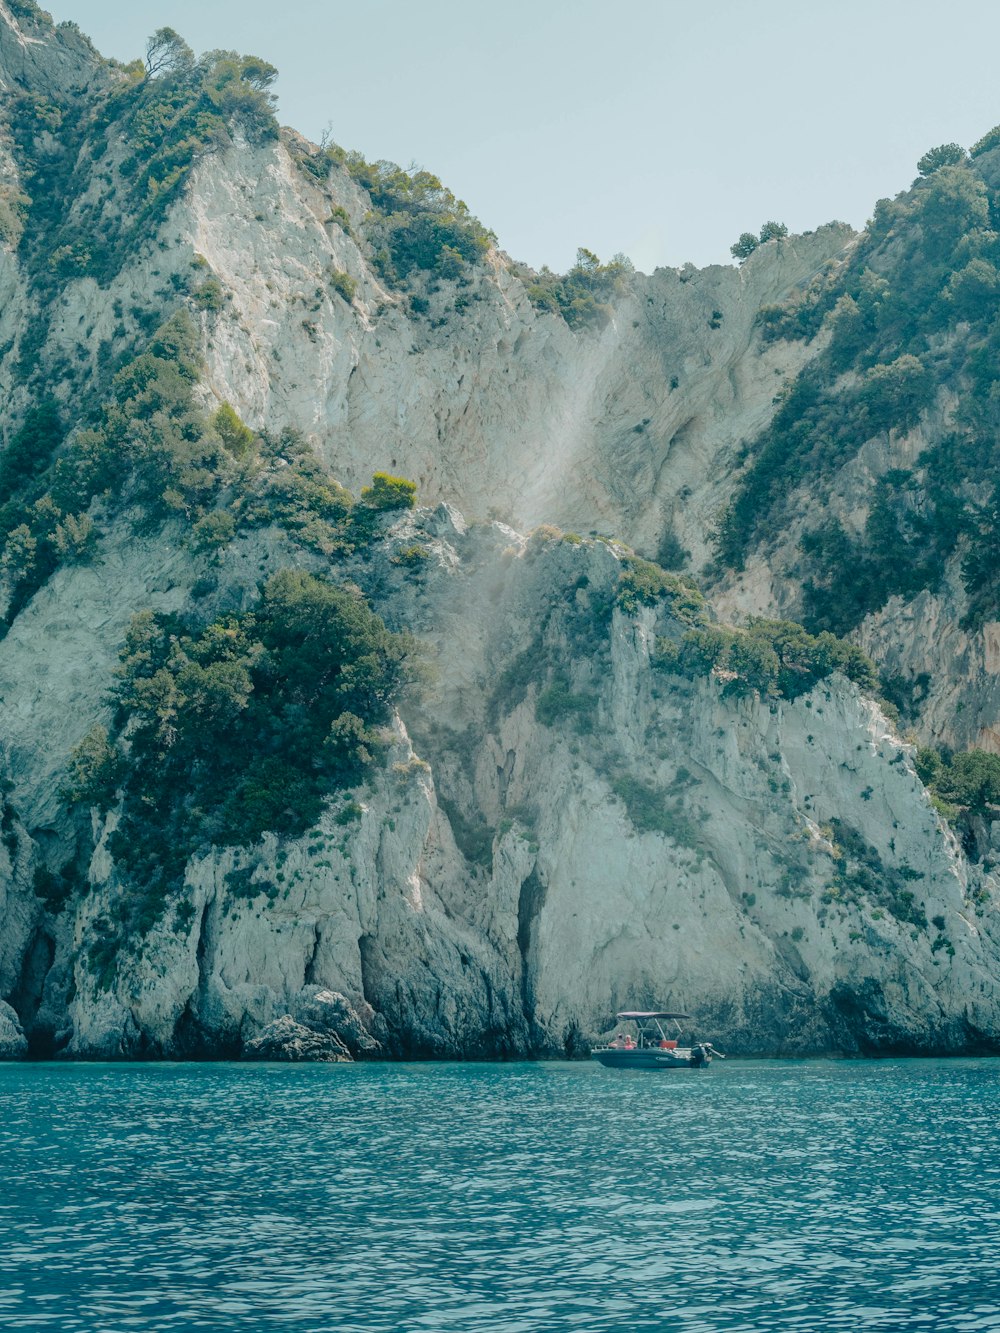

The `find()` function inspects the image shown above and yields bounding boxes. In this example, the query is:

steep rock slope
[711,144,1000,762]
[0,1,98,95]
[0,7,854,558]
[0,5,999,1059]
[186,143,851,560]
[18,513,1000,1059]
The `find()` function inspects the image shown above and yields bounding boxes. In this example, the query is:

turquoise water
[2,1060,1000,1331]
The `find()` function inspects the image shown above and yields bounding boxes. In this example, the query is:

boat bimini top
[615,1012,692,1021]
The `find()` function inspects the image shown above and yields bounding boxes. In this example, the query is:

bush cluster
[330,269,357,304]
[656,617,878,700]
[0,311,247,618]
[717,148,1000,634]
[615,556,706,622]
[824,820,928,928]
[535,674,597,734]
[341,156,493,286]
[1,305,422,615]
[524,248,633,329]
[8,32,278,295]
[67,570,414,930]
[730,221,789,261]
[611,775,699,848]
[915,746,1000,830]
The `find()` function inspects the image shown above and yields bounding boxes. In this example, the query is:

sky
[42,0,1000,275]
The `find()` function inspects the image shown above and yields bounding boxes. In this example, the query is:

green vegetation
[63,725,124,809]
[656,530,689,570]
[611,775,699,848]
[730,220,789,261]
[360,473,416,511]
[0,310,420,616]
[715,353,936,591]
[252,451,417,553]
[78,311,228,516]
[8,32,278,296]
[0,401,63,500]
[330,269,357,303]
[0,185,29,247]
[0,411,74,621]
[392,543,430,569]
[759,221,789,243]
[0,311,234,618]
[66,570,414,932]
[731,233,760,261]
[971,124,1000,157]
[6,0,49,19]
[824,820,927,928]
[191,276,224,311]
[717,144,1000,633]
[239,426,355,555]
[917,143,967,176]
[33,863,76,915]
[915,747,1000,837]
[656,617,878,701]
[535,674,597,733]
[524,248,633,329]
[306,155,496,286]
[615,556,706,622]
[436,792,495,869]
[797,473,943,636]
[878,671,931,724]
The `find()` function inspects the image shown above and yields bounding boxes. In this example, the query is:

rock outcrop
[1,7,999,1060]
[0,3,856,560]
[243,1016,350,1063]
[5,511,995,1060]
[0,3,101,97]
[0,999,27,1058]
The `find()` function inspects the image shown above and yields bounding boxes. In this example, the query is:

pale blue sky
[44,0,1000,274]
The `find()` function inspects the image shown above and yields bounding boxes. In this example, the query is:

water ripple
[2,1059,1000,1330]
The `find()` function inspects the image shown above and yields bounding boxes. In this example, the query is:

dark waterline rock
[0,1001,28,1059]
[242,1015,352,1063]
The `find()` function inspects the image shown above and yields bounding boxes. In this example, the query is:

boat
[590,1011,724,1070]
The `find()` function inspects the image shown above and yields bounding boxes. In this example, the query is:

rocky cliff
[710,144,1000,762]
[1,3,999,1060]
[13,508,999,1060]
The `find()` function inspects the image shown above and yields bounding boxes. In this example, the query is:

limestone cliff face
[385,520,1000,1055]
[0,782,36,1035]
[1,6,999,1060]
[0,2,99,97]
[182,135,852,562]
[712,410,1000,758]
[857,584,1000,758]
[0,4,855,559]
[708,147,1000,757]
[11,512,998,1059]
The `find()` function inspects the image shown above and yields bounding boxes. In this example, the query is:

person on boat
[622,1034,635,1049]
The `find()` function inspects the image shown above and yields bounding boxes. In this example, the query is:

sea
[2,1058,999,1332]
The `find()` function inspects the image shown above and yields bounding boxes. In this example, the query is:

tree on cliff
[758,220,789,243]
[917,143,966,176]
[144,27,193,77]
[730,232,759,260]
[731,221,788,262]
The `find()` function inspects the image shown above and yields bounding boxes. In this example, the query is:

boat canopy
[616,1011,693,1021]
